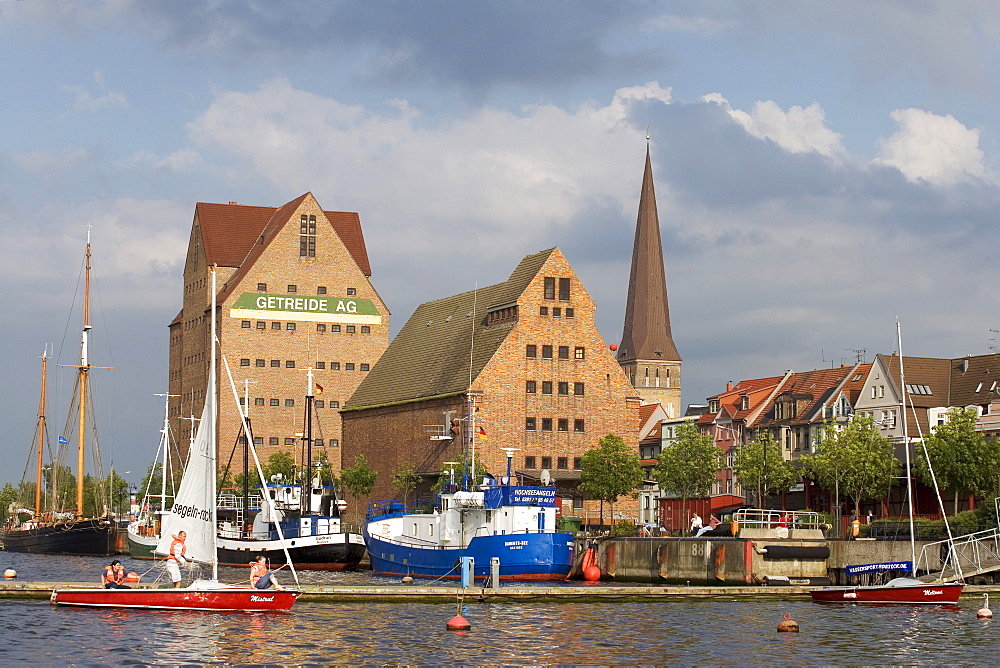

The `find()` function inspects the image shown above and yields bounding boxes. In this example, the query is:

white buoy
[978,593,992,619]
[3,568,16,579]
[401,576,413,584]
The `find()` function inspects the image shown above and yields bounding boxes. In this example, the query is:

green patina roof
[345,249,556,410]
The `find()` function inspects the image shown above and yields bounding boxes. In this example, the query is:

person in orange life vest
[249,555,283,590]
[102,559,130,589]
[165,530,188,588]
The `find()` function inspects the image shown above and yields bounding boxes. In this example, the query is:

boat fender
[3,568,16,579]
[843,591,857,599]
[776,612,799,633]
[762,545,830,560]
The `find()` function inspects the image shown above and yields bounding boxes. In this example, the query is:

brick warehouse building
[167,193,389,476]
[341,248,641,521]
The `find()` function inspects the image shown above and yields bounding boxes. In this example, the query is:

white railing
[916,528,1000,582]
[732,508,824,530]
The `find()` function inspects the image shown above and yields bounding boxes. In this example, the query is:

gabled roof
[697,375,784,426]
[880,354,952,409]
[639,403,667,441]
[948,354,1000,407]
[345,249,557,409]
[195,194,371,276]
[757,366,857,426]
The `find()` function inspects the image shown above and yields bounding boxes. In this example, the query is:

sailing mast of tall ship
[2,231,117,556]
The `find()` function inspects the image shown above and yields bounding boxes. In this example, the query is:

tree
[733,433,799,508]
[833,415,900,516]
[392,462,421,507]
[0,483,18,519]
[801,420,851,517]
[651,423,721,531]
[579,433,644,528]
[916,407,1000,513]
[339,454,378,523]
[102,470,129,518]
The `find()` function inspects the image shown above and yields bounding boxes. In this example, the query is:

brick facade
[168,194,388,478]
[342,248,641,524]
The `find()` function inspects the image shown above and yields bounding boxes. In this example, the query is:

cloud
[875,108,988,186]
[703,93,844,158]
[62,70,127,112]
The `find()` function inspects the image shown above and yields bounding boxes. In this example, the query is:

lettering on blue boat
[504,540,528,548]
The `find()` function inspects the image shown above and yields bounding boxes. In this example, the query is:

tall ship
[3,235,116,556]
[214,368,366,570]
[365,447,574,582]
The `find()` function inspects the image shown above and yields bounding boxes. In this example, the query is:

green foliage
[266,451,296,482]
[652,423,721,501]
[313,450,337,487]
[611,520,637,537]
[579,433,644,523]
[915,407,1000,512]
[340,454,378,524]
[137,462,167,510]
[104,470,129,516]
[391,462,421,505]
[0,483,18,518]
[431,454,490,494]
[801,419,850,511]
[831,415,900,515]
[733,432,799,507]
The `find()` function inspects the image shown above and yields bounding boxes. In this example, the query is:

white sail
[155,363,217,564]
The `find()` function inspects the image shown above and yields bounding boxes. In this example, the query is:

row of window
[238,397,342,409]
[525,381,585,396]
[525,417,585,432]
[240,435,340,447]
[538,306,574,318]
[238,359,370,371]
[241,321,372,334]
[255,281,358,297]
[525,345,585,360]
[182,352,206,367]
[524,455,581,470]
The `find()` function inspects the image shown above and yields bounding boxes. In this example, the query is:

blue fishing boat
[364,453,573,581]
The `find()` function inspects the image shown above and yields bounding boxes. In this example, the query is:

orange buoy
[777,612,799,632]
[582,547,600,582]
[447,614,471,630]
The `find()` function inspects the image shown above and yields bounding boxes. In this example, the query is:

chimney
[726,381,733,392]
[229,201,237,205]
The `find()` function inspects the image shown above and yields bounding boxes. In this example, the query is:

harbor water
[1,553,998,665]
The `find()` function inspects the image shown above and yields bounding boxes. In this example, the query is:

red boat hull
[50,586,299,611]
[811,581,964,605]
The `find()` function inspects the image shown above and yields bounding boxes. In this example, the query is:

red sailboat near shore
[51,268,300,611]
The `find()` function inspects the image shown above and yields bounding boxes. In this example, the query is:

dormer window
[709,399,719,412]
[740,395,749,411]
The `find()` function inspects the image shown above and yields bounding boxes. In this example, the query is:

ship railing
[732,508,823,530]
[366,499,436,520]
[216,493,263,510]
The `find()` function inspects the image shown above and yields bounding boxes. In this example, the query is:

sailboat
[216,369,367,570]
[126,393,181,559]
[3,237,116,556]
[51,269,300,611]
[811,322,964,604]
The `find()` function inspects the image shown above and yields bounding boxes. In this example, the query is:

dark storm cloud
[135,1,664,95]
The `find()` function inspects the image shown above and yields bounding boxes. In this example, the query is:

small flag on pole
[478,426,488,440]
[58,436,68,444]
[314,383,324,395]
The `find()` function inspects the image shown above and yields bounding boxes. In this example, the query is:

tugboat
[365,447,574,582]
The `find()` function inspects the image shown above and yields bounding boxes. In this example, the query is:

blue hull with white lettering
[365,485,574,581]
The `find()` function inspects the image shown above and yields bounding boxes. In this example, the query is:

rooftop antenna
[848,348,866,364]
[990,329,999,354]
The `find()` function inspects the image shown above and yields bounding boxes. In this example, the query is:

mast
[76,233,93,518]
[210,266,219,582]
[305,367,314,512]
[896,320,917,570]
[35,349,48,517]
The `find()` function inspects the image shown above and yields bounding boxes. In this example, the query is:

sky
[2,1,1000,485]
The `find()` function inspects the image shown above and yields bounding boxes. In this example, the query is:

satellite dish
[540,469,551,486]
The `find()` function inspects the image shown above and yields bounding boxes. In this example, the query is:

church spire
[618,144,682,412]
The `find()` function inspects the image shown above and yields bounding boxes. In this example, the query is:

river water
[1,553,997,665]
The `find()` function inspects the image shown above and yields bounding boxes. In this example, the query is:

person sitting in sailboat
[249,556,284,590]
[102,560,130,589]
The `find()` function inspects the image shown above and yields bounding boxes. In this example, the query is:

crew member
[249,555,283,590]
[102,559,130,589]
[166,530,188,588]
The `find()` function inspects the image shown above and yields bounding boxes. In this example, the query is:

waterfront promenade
[4,580,997,602]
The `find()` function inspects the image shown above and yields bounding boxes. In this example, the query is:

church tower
[617,145,682,416]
